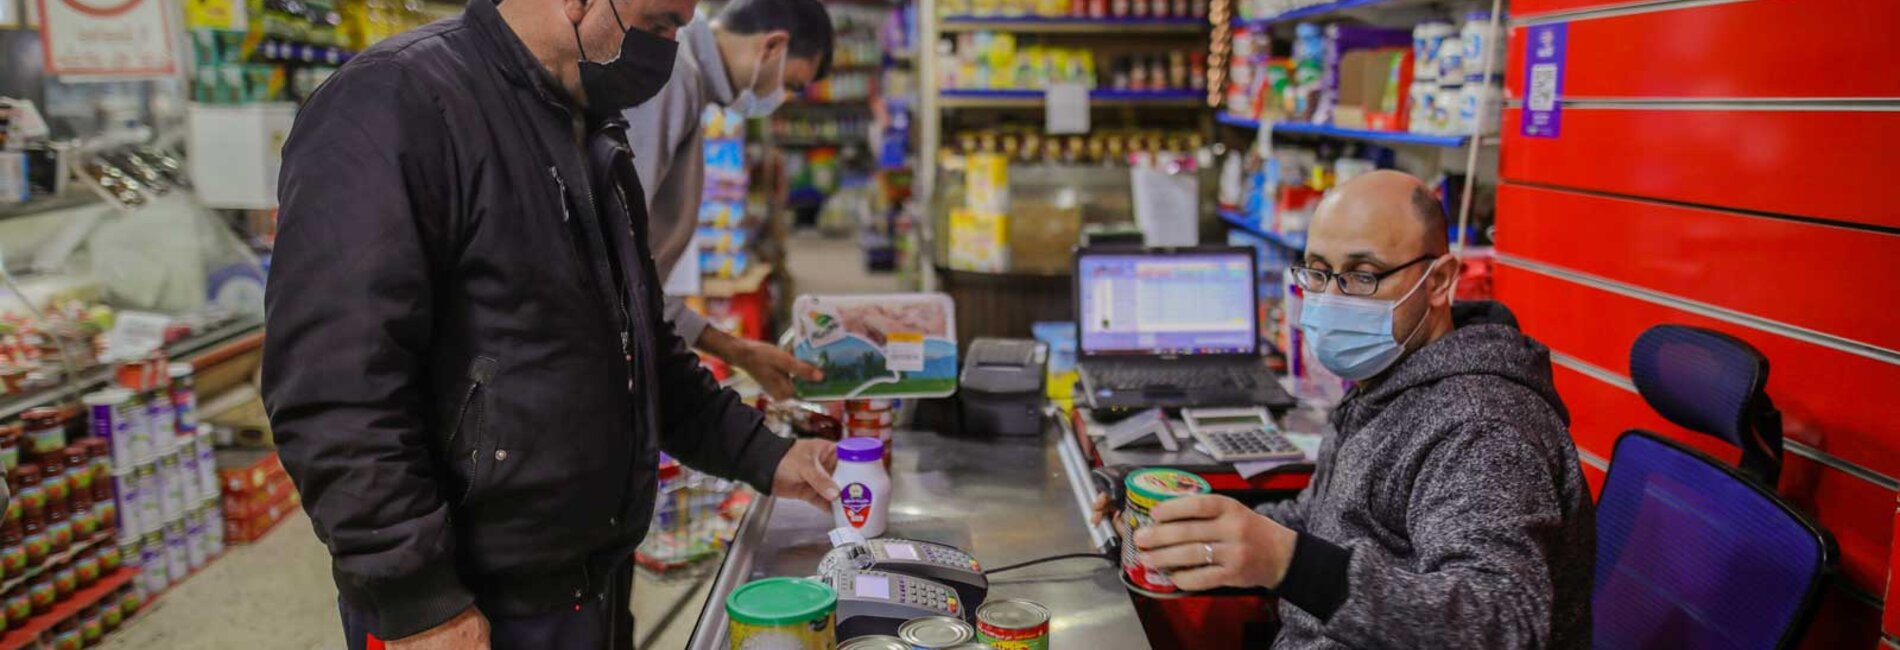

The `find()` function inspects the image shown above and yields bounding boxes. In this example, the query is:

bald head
[1313,170,1448,257]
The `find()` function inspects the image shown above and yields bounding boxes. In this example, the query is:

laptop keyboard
[1094,364,1260,391]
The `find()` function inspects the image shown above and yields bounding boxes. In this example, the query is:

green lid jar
[725,577,836,650]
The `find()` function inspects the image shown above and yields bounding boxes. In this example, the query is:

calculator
[1181,407,1305,463]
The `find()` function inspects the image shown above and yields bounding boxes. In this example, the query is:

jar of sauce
[45,493,71,554]
[62,444,92,500]
[0,423,21,473]
[51,559,76,601]
[27,573,54,615]
[40,450,68,507]
[84,439,112,503]
[21,407,66,458]
[15,464,44,528]
[0,518,22,579]
[2,585,27,629]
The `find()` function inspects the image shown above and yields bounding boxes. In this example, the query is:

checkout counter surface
[687,423,1149,649]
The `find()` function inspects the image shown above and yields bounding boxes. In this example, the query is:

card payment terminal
[828,569,965,639]
[859,538,989,610]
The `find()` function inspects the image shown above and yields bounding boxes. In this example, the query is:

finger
[791,358,824,381]
[1163,564,1232,592]
[1141,541,1220,571]
[1132,519,1224,550]
[1150,494,1231,523]
[807,450,840,500]
[758,370,796,400]
[1090,494,1109,525]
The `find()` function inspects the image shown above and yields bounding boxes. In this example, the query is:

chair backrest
[1593,432,1832,650]
[1628,325,1784,486]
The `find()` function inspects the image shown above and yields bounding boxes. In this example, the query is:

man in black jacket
[262,0,839,648]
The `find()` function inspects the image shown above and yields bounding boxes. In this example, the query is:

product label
[26,425,66,455]
[5,593,28,622]
[1,546,25,575]
[1521,22,1565,139]
[839,482,875,528]
[884,332,925,372]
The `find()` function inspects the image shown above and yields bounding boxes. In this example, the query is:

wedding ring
[1202,542,1216,567]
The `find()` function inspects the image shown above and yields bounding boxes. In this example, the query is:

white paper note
[1131,166,1199,247]
[1045,82,1090,135]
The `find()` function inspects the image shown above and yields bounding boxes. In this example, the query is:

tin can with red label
[975,599,1051,650]
[1118,468,1210,594]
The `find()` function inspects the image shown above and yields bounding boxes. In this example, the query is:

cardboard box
[1333,47,1412,130]
[216,449,286,496]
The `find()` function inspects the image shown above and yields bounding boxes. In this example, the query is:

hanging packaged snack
[793,294,959,401]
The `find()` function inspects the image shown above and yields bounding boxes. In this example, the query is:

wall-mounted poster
[37,0,178,79]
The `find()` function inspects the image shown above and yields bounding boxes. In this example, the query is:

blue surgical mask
[1300,259,1440,381]
[732,49,787,117]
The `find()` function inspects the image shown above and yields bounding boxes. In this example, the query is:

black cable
[985,552,1114,575]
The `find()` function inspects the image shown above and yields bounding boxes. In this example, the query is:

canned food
[845,399,893,412]
[164,520,188,582]
[899,616,975,647]
[158,453,186,520]
[1118,469,1210,594]
[725,577,836,650]
[113,471,142,535]
[95,499,118,537]
[143,388,174,455]
[134,466,161,533]
[185,509,207,570]
[194,435,218,500]
[838,636,910,650]
[944,645,1000,650]
[974,599,1050,650]
[140,532,167,594]
[98,543,121,572]
[121,584,146,614]
[122,392,152,464]
[845,410,894,427]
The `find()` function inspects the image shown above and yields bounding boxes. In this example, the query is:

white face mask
[732,47,787,117]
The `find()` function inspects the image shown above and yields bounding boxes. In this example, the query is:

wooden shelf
[941,16,1207,34]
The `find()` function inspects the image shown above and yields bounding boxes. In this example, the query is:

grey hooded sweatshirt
[1260,301,1594,649]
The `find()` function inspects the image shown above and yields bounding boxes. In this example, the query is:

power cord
[985,552,1114,575]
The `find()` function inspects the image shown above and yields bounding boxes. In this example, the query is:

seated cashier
[1124,170,1596,648]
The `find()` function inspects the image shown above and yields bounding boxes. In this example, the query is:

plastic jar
[831,437,891,538]
[1460,82,1502,136]
[725,577,837,650]
[0,519,22,579]
[1412,21,1454,85]
[1117,468,1210,594]
[3,586,28,628]
[1461,11,1502,80]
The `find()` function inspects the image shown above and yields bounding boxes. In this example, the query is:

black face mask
[572,0,677,118]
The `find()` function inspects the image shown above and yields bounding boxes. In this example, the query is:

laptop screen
[1077,249,1257,357]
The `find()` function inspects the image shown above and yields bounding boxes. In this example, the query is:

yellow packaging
[949,209,1009,273]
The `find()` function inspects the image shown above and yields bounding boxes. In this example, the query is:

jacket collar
[681,19,737,107]
[465,0,574,111]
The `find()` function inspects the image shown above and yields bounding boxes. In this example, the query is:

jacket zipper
[450,375,487,504]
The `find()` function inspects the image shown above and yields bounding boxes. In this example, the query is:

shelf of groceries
[941,89,1204,108]
[0,318,263,423]
[1217,112,1471,148]
[1239,0,1410,27]
[940,16,1207,33]
[1217,209,1307,251]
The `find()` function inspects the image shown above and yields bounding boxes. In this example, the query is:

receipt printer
[958,338,1047,436]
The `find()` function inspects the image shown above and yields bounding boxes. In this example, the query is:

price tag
[1045,82,1090,135]
[884,332,924,372]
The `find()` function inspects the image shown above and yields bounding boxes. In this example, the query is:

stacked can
[843,399,894,469]
[97,357,208,597]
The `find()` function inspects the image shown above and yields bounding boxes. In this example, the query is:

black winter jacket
[262,0,792,639]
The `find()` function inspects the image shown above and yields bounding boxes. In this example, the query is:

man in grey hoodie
[1130,170,1594,648]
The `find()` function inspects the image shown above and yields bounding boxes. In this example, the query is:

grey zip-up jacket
[624,18,733,346]
[1261,301,1594,649]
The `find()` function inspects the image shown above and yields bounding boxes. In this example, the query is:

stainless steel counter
[686,424,1150,649]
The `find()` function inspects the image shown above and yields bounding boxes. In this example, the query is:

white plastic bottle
[831,437,891,538]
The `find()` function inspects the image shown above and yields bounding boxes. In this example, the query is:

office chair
[1594,325,1834,650]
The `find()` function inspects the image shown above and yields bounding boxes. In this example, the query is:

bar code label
[1528,64,1558,111]
[1521,23,1566,138]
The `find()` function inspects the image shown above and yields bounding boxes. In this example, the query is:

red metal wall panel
[1582,462,1606,499]
[1887,500,1900,637]
[1495,183,1900,352]
[1495,264,1900,480]
[1798,583,1884,650]
[1500,108,1900,230]
[1503,0,1900,99]
[1548,362,1893,595]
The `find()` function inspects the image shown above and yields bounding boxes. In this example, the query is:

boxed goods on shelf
[215,449,296,544]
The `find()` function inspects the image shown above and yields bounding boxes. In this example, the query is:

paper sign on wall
[38,0,179,79]
[1045,82,1090,135]
[0,0,20,29]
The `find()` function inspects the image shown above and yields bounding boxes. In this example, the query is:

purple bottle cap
[837,437,884,463]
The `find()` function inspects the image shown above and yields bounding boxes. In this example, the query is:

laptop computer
[1074,246,1296,412]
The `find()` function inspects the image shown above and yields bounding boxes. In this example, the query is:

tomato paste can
[1118,468,1210,594]
[974,599,1050,650]
[899,615,974,647]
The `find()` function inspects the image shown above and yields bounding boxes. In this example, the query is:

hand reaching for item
[773,438,841,510]
[1132,494,1298,592]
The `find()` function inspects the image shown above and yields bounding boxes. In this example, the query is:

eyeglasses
[1292,255,1438,297]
